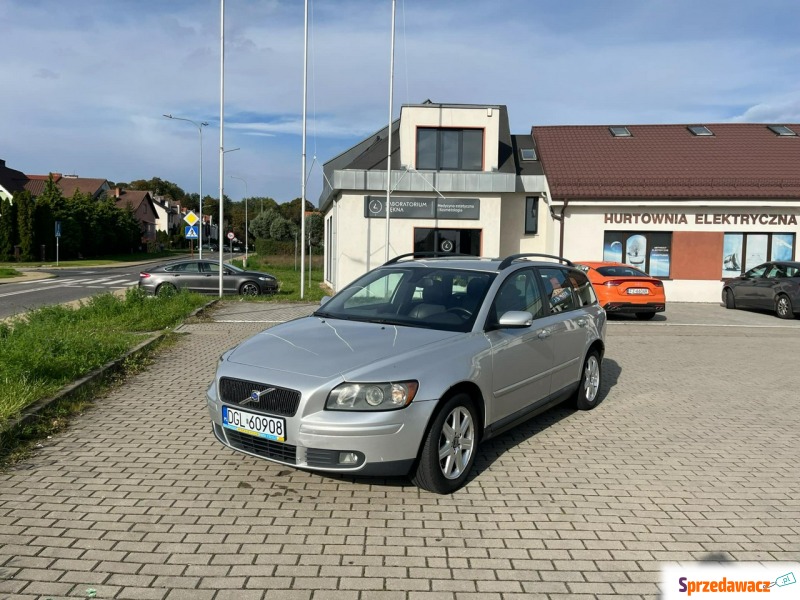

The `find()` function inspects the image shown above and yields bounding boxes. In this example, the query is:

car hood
[224,316,461,378]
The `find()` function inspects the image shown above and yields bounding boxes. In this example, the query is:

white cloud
[3,0,800,204]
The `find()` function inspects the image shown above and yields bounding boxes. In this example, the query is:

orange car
[574,261,666,320]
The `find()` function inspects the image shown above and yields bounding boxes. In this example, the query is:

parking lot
[1,301,798,599]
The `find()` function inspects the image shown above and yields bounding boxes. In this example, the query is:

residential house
[111,188,158,246]
[0,159,28,203]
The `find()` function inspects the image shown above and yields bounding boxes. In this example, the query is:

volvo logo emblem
[240,387,275,406]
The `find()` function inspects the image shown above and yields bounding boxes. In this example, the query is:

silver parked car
[206,253,606,493]
[138,259,278,296]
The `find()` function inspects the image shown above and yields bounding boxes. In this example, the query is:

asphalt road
[0,261,168,320]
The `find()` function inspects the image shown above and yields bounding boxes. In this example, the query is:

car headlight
[258,276,276,282]
[326,381,419,411]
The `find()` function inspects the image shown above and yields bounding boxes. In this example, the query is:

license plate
[627,288,649,295]
[222,406,286,442]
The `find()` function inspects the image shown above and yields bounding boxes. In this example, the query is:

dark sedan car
[139,259,278,296]
[722,261,800,319]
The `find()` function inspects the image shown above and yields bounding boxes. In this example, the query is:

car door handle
[537,330,551,339]
[577,319,588,328]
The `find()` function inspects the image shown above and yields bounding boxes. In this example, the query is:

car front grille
[225,430,297,464]
[219,377,301,416]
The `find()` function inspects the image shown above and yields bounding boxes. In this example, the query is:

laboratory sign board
[365,196,480,220]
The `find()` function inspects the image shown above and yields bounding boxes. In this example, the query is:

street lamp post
[163,114,208,258]
[229,175,248,265]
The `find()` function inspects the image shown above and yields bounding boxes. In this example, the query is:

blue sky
[3,0,800,206]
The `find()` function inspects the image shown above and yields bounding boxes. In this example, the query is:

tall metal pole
[163,115,207,257]
[300,0,309,299]
[218,0,225,296]
[384,0,396,262]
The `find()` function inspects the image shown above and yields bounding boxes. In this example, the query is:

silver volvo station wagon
[206,253,607,493]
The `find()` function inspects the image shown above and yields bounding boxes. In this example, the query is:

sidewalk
[0,301,797,599]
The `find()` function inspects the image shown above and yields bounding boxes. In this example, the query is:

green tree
[15,191,35,261]
[278,198,316,227]
[33,174,64,260]
[250,208,282,239]
[269,216,297,242]
[126,177,186,202]
[0,197,16,261]
[305,212,324,247]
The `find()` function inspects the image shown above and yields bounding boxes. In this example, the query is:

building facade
[320,104,800,303]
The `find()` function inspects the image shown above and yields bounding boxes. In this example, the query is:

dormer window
[416,128,484,171]
[609,126,631,137]
[519,147,537,161]
[768,125,797,136]
[688,125,713,136]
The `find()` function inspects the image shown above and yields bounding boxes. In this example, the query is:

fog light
[338,452,359,465]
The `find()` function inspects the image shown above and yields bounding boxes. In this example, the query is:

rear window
[595,265,649,277]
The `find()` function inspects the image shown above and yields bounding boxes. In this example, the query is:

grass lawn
[234,254,330,303]
[0,288,208,432]
[0,267,22,279]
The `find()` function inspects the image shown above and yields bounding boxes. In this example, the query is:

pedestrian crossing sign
[185,225,199,239]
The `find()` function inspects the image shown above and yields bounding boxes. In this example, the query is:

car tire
[574,350,602,411]
[723,288,736,309]
[635,312,655,320]
[776,294,795,319]
[412,393,478,495]
[240,282,260,296]
[156,283,177,297]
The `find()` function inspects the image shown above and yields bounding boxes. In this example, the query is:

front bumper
[206,381,435,476]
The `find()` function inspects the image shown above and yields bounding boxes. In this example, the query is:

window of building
[603,232,672,277]
[525,196,539,234]
[519,147,537,161]
[609,126,632,137]
[688,125,714,136]
[413,228,481,256]
[722,232,795,278]
[767,125,797,137]
[416,128,483,171]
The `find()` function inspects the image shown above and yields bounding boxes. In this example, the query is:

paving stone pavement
[1,301,798,600]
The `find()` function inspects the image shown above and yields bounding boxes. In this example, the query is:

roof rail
[498,253,574,270]
[383,251,476,266]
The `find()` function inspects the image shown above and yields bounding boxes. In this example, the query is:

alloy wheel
[438,406,475,480]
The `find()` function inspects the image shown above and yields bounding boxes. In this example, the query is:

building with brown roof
[111,188,157,244]
[0,159,28,203]
[320,108,800,303]
[24,173,112,200]
[532,123,800,302]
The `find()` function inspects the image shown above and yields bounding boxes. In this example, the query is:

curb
[0,298,218,437]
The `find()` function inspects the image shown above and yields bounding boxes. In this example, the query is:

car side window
[491,270,543,323]
[567,269,597,306]
[745,265,767,278]
[766,264,786,278]
[539,267,578,313]
[204,262,221,273]
[786,266,800,277]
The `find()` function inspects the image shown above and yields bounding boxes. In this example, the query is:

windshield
[314,266,496,332]
[595,265,649,277]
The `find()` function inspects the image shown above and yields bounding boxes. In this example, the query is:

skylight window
[609,126,631,137]
[688,125,713,136]
[520,148,537,161]
[768,125,797,136]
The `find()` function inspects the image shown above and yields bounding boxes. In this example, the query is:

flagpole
[384,0,396,262]
[300,0,309,299]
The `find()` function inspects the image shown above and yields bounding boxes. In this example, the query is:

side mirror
[497,311,533,328]
[320,295,331,307]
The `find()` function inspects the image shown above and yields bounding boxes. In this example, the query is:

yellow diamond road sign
[183,211,199,226]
